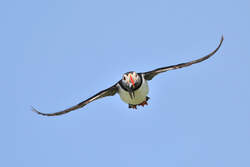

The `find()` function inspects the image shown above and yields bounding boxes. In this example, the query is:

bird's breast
[118,80,149,105]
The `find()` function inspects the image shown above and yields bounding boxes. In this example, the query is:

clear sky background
[3,0,250,166]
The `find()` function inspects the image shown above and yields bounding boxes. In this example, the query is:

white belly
[118,79,149,105]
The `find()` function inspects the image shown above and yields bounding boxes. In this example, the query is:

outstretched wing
[143,36,224,80]
[32,84,118,116]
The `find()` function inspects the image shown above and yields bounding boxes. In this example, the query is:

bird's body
[32,36,224,116]
[118,73,149,105]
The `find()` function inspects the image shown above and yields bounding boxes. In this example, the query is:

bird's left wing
[142,36,224,81]
[32,83,119,116]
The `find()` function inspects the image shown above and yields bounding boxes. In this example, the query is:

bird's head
[121,71,141,99]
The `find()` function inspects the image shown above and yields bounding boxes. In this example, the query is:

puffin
[32,36,224,116]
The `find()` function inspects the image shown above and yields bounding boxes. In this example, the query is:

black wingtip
[31,106,42,115]
[31,106,38,113]
[207,35,224,57]
[31,106,49,116]
[221,35,224,42]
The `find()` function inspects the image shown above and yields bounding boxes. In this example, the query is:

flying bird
[32,36,224,116]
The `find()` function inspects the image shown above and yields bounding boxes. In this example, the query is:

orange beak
[130,75,135,87]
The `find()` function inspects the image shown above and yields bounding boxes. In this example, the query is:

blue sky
[3,0,250,166]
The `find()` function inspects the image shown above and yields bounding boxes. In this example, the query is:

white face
[122,72,140,88]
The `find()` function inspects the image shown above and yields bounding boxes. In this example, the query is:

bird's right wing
[32,83,119,116]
